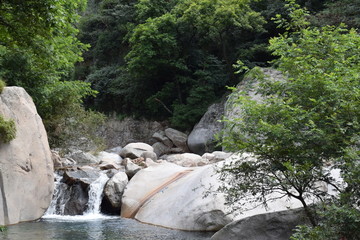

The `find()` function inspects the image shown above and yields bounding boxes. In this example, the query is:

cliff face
[0,87,53,225]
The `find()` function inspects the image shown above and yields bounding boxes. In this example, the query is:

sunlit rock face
[0,87,54,225]
[121,161,233,231]
[120,154,308,231]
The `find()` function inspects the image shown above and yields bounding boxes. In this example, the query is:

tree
[220,0,360,228]
[0,0,102,148]
[125,0,266,129]
[312,0,360,29]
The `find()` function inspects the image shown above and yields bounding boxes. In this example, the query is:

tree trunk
[299,196,317,227]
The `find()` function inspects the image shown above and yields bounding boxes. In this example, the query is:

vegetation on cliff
[0,79,16,144]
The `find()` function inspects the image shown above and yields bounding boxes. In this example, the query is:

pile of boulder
[49,131,234,218]
[50,134,311,237]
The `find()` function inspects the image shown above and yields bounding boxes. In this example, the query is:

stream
[2,172,214,240]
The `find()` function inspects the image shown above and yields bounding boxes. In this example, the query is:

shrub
[0,79,5,93]
[0,115,16,143]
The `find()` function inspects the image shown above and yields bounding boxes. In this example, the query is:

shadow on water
[1,216,215,240]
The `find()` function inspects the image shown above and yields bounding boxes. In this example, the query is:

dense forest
[0,0,359,238]
[1,0,359,141]
[73,0,360,131]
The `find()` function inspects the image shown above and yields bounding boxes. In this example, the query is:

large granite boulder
[187,100,225,155]
[211,208,309,240]
[121,154,309,231]
[103,172,128,213]
[224,68,284,146]
[121,161,233,231]
[0,87,54,225]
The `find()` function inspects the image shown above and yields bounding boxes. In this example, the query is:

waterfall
[84,173,109,215]
[44,172,109,217]
[44,173,67,216]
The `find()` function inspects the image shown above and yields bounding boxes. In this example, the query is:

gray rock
[152,142,171,157]
[65,150,99,165]
[63,182,89,215]
[211,208,309,240]
[141,151,157,161]
[0,87,54,225]
[99,117,167,148]
[104,172,129,209]
[97,151,123,170]
[105,146,122,154]
[59,168,105,215]
[152,131,173,147]
[187,100,225,155]
[99,162,121,170]
[52,150,64,168]
[169,147,187,154]
[63,168,100,186]
[120,142,154,159]
[105,169,121,178]
[51,150,76,168]
[122,158,142,179]
[164,128,189,152]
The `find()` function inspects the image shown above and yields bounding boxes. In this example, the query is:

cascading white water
[43,172,109,219]
[84,173,109,215]
[44,173,67,216]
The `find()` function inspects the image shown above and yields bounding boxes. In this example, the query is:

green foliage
[291,204,360,240]
[125,0,265,127]
[0,225,6,232]
[171,85,217,130]
[0,79,5,93]
[312,0,360,29]
[76,0,268,130]
[0,115,16,144]
[0,75,14,145]
[85,65,142,114]
[0,0,106,148]
[221,0,360,227]
[135,0,177,22]
[272,0,310,31]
